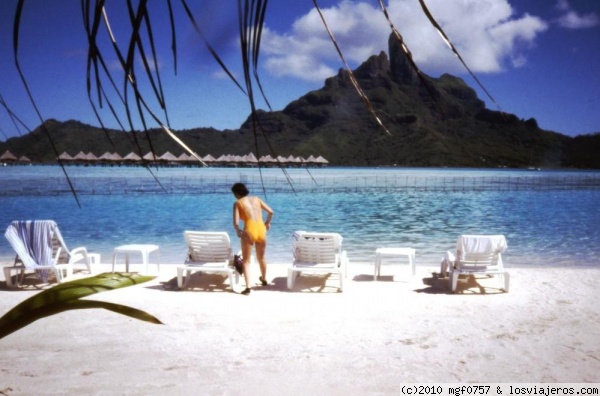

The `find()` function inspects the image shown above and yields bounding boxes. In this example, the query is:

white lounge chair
[177,231,239,291]
[441,234,509,293]
[3,220,92,288]
[287,231,348,292]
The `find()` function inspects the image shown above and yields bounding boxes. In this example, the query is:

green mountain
[1,34,599,168]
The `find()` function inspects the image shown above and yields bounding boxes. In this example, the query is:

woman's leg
[241,237,253,290]
[255,241,267,280]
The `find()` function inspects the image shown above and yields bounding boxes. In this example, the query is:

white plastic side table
[374,247,416,281]
[112,244,160,273]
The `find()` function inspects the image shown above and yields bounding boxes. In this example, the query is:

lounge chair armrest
[54,263,74,282]
[440,250,456,277]
[69,246,89,264]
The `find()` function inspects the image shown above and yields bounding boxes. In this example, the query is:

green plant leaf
[0,272,162,340]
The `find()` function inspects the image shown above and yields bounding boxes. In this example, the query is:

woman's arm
[260,199,274,230]
[232,202,242,238]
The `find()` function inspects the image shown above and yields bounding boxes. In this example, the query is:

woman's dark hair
[231,183,249,197]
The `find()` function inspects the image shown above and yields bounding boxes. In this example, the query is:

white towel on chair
[456,235,507,260]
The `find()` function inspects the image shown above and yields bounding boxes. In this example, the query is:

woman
[231,183,274,295]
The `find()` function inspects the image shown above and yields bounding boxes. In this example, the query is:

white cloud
[556,10,599,29]
[261,0,390,81]
[554,0,599,29]
[261,0,549,81]
[510,54,527,68]
[263,52,337,82]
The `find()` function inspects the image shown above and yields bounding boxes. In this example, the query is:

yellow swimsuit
[238,200,267,243]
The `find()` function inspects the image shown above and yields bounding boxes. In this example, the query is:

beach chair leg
[502,272,510,292]
[287,268,296,289]
[4,267,12,288]
[177,267,185,289]
[233,271,240,290]
[4,266,20,288]
[228,271,238,292]
[16,268,26,287]
[451,272,459,293]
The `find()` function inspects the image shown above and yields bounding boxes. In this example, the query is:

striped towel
[4,220,67,282]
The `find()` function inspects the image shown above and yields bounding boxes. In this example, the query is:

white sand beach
[1,262,600,395]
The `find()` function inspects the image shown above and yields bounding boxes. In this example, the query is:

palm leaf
[312,0,390,135]
[180,0,248,95]
[237,0,297,196]
[416,0,502,112]
[0,272,162,340]
[0,92,30,135]
[12,0,82,207]
[378,0,441,108]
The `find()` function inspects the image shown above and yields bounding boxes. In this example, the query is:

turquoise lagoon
[1,165,599,268]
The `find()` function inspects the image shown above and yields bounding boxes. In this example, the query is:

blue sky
[0,0,598,141]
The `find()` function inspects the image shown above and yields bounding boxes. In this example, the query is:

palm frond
[0,272,161,340]
[87,2,206,170]
[0,93,30,136]
[180,0,247,95]
[12,0,82,207]
[166,0,177,74]
[377,0,443,113]
[417,0,503,112]
[237,0,297,196]
[311,0,390,135]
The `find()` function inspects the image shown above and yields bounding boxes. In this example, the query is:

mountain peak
[388,34,420,85]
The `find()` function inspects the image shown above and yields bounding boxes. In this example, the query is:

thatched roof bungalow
[123,152,142,162]
[1,150,17,162]
[58,152,73,161]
